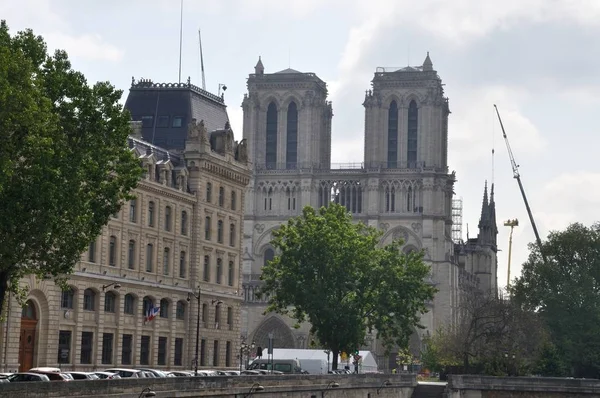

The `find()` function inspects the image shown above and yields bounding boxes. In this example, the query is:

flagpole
[178,0,184,83]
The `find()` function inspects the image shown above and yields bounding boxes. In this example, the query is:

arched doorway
[18,300,37,372]
[252,316,296,350]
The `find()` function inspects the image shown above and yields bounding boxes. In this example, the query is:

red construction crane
[494,105,547,264]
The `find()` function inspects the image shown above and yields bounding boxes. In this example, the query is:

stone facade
[0,119,251,372]
[241,55,498,369]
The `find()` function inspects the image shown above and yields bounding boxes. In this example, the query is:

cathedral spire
[479,180,489,225]
[255,56,264,75]
[489,183,498,243]
[423,51,433,71]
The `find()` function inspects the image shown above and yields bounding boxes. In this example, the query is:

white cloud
[449,85,546,170]
[164,0,341,19]
[45,33,124,62]
[536,171,600,233]
[330,138,363,165]
[1,0,123,63]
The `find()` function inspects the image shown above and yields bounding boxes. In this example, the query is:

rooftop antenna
[288,47,291,69]
[407,44,410,66]
[198,28,206,90]
[178,0,184,83]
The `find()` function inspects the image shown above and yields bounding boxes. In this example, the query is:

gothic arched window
[263,248,274,268]
[388,100,398,168]
[286,102,298,169]
[407,100,418,167]
[266,102,278,169]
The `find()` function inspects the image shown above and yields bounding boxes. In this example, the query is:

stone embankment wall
[447,375,600,398]
[0,373,416,398]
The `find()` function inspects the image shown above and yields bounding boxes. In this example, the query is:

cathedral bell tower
[241,57,333,171]
[363,53,450,170]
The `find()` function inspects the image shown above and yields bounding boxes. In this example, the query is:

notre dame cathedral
[240,53,498,370]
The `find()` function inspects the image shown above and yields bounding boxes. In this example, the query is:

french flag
[145,306,160,323]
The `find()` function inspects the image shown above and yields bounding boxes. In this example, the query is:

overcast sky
[4,0,599,289]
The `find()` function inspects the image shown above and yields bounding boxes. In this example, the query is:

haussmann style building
[0,79,252,373]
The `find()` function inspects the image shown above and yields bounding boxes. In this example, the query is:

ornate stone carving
[225,129,234,153]
[411,223,422,233]
[235,139,248,163]
[379,223,390,231]
[254,224,265,234]
[393,229,409,242]
[423,247,431,260]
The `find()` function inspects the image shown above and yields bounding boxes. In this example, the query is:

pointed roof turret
[254,56,264,75]
[489,183,498,240]
[479,180,489,226]
[423,51,433,71]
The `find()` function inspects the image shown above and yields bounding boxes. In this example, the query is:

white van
[247,358,303,374]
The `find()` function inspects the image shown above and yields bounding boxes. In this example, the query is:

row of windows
[139,115,185,129]
[387,100,418,168]
[62,290,188,320]
[62,289,235,327]
[126,199,189,235]
[205,183,237,210]
[204,217,237,247]
[89,239,189,278]
[203,256,236,286]
[265,101,298,169]
[60,330,234,367]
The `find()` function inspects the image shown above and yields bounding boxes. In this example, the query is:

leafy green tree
[512,222,600,378]
[0,21,141,315]
[259,204,436,370]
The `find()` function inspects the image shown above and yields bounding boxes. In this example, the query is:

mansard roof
[124,77,230,151]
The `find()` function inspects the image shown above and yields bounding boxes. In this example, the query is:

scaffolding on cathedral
[452,198,463,243]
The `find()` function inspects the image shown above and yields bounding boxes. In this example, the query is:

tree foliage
[0,21,141,314]
[421,286,546,376]
[511,222,600,378]
[259,204,436,369]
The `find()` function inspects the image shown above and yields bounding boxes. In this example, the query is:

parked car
[167,371,193,377]
[94,371,121,379]
[136,368,172,378]
[28,368,71,381]
[65,372,99,380]
[7,373,50,382]
[103,368,152,378]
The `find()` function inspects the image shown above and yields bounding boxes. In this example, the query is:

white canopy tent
[257,348,379,373]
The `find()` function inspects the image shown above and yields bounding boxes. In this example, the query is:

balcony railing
[254,161,443,172]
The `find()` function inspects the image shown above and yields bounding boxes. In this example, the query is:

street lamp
[187,286,201,376]
[138,387,156,398]
[244,382,264,397]
[239,340,256,372]
[322,381,339,397]
[102,282,121,291]
[377,380,392,394]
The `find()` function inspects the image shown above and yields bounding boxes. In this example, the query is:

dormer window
[141,116,153,128]
[172,116,184,128]
[157,115,169,128]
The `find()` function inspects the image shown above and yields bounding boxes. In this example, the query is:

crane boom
[493,104,547,264]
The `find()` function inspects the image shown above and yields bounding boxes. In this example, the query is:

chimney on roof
[255,56,264,75]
